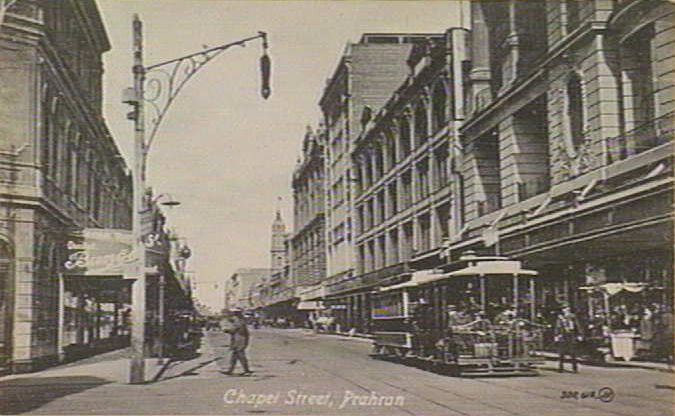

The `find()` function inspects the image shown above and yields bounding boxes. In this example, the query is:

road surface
[0,328,672,415]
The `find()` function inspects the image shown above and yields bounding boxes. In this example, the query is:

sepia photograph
[0,0,673,415]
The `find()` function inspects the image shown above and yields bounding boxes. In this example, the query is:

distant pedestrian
[554,304,582,373]
[222,310,252,376]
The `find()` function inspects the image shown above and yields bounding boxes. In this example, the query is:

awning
[297,300,323,310]
[448,260,538,277]
[579,282,657,296]
[380,270,446,292]
[63,276,133,303]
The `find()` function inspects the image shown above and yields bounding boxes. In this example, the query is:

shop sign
[329,304,347,310]
[64,228,138,277]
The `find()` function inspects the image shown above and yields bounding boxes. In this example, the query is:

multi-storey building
[319,33,443,331]
[452,0,673,344]
[0,0,132,372]
[346,28,469,333]
[291,126,327,288]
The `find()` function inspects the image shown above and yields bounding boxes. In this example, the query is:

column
[469,1,493,114]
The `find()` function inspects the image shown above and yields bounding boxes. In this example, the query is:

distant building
[223,268,271,311]
[291,126,327,288]
[270,205,288,272]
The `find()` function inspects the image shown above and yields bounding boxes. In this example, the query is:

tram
[370,252,545,376]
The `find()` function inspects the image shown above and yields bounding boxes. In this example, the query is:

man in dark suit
[222,310,252,376]
[555,304,582,373]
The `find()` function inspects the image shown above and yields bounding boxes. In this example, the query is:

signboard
[64,228,138,277]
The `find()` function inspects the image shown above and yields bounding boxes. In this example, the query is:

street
[0,328,672,415]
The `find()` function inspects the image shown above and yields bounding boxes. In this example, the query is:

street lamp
[124,14,270,384]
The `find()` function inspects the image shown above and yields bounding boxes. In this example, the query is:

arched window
[414,100,428,146]
[432,82,447,132]
[385,129,397,167]
[566,73,585,150]
[398,116,411,157]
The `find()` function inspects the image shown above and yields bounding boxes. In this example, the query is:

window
[416,158,430,200]
[386,130,397,167]
[565,0,580,33]
[433,144,448,189]
[367,239,376,272]
[389,229,399,264]
[566,72,585,151]
[414,101,428,146]
[402,222,414,261]
[432,82,447,132]
[435,204,450,241]
[374,145,384,179]
[387,182,398,216]
[398,116,411,157]
[418,214,431,253]
[377,190,386,223]
[401,170,412,209]
[377,235,386,269]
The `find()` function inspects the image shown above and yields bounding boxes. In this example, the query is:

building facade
[291,126,327,288]
[346,29,470,333]
[319,33,444,330]
[450,0,673,350]
[0,0,132,372]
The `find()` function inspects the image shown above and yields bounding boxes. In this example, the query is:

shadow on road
[154,356,218,383]
[0,376,110,414]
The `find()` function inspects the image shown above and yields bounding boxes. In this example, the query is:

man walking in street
[555,304,582,373]
[222,310,252,376]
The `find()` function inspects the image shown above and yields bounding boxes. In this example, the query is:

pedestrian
[554,304,582,373]
[222,310,253,376]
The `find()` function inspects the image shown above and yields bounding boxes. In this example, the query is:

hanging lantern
[260,52,271,99]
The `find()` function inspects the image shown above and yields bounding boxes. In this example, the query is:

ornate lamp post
[123,14,270,384]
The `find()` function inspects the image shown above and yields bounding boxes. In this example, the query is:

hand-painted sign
[64,228,138,277]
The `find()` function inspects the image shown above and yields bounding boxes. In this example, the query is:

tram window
[484,277,515,320]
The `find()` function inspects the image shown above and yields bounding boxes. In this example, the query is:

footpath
[0,344,218,414]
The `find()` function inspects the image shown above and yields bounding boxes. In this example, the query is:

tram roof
[446,260,538,278]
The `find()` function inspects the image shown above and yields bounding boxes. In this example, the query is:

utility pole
[124,13,270,384]
[129,14,147,384]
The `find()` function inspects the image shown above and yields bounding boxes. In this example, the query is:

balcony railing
[517,176,550,201]
[607,112,674,164]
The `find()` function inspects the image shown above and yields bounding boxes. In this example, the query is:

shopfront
[61,228,136,361]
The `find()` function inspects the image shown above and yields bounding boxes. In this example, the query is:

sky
[98,0,462,311]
